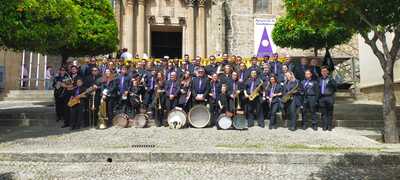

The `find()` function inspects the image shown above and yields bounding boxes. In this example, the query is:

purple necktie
[250,80,255,92]
[240,73,244,81]
[151,77,154,90]
[75,87,80,96]
[169,82,174,95]
[321,79,326,94]
[198,79,202,91]
[269,85,275,97]
[274,62,277,74]
[120,76,124,94]
[213,83,216,98]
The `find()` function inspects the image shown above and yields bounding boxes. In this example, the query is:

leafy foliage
[272,0,353,50]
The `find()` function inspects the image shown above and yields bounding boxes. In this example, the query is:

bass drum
[188,105,211,128]
[167,108,187,129]
[217,114,232,130]
[233,111,248,130]
[129,114,148,128]
[112,113,129,128]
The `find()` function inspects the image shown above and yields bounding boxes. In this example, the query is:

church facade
[112,0,285,58]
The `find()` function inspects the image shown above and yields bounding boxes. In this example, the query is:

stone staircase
[2,90,54,102]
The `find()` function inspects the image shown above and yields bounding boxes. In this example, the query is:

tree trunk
[61,55,68,66]
[382,66,399,143]
[314,48,318,57]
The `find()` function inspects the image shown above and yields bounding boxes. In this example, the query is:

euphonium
[98,97,107,129]
[236,90,241,110]
[248,83,263,101]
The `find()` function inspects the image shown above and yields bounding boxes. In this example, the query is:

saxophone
[98,97,107,129]
[248,83,263,101]
[282,81,299,103]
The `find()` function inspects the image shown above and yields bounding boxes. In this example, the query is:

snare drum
[112,113,129,128]
[217,114,232,130]
[233,110,248,130]
[129,114,148,128]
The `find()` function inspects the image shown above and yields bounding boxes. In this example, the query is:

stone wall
[360,84,400,105]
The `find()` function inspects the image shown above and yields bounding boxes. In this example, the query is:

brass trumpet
[98,96,107,129]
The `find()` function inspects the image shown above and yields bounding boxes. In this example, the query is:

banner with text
[254,18,276,57]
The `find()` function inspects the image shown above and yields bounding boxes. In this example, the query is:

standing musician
[266,75,283,129]
[182,54,194,73]
[53,67,67,122]
[153,71,166,127]
[247,57,260,76]
[205,55,218,76]
[84,67,102,127]
[244,70,264,127]
[100,69,118,127]
[269,53,282,76]
[165,72,180,112]
[283,71,301,131]
[115,65,131,114]
[144,68,157,115]
[219,65,232,85]
[128,77,145,117]
[69,78,87,130]
[228,72,244,111]
[61,65,81,128]
[178,71,192,112]
[208,73,222,126]
[319,66,337,131]
[301,70,320,130]
[191,68,209,105]
[238,62,248,84]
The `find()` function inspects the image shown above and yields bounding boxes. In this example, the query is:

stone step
[2,97,54,101]
[0,119,55,127]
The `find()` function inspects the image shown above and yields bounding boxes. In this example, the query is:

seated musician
[69,78,87,130]
[217,83,235,129]
[208,73,222,126]
[266,75,283,129]
[178,71,192,112]
[191,68,209,106]
[228,72,244,111]
[128,77,145,117]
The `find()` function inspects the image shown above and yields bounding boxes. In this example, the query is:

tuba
[98,96,108,129]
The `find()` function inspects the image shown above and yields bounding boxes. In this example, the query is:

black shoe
[269,126,273,129]
[259,125,265,128]
[289,127,296,131]
[302,125,307,130]
[328,127,333,131]
[312,125,318,131]
[274,126,278,129]
[61,124,69,128]
[322,128,327,131]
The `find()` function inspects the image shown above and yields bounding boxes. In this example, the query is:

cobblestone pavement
[0,161,399,180]
[0,122,399,153]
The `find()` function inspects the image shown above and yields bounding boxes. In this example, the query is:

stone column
[122,0,134,53]
[186,0,196,58]
[137,0,146,57]
[198,0,207,58]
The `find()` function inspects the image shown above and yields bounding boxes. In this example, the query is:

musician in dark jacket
[300,70,320,130]
[319,66,337,131]
[84,67,102,127]
[205,55,218,76]
[128,77,145,117]
[283,71,301,131]
[178,71,192,112]
[101,69,118,127]
[266,75,283,129]
[115,66,131,114]
[53,67,67,122]
[69,78,87,130]
[294,57,309,81]
[244,70,264,127]
[153,71,166,127]
[238,63,249,84]
[208,73,222,126]
[144,68,157,113]
[247,57,261,76]
[191,68,209,105]
[219,83,235,115]
[310,58,321,80]
[61,65,81,128]
[165,72,180,112]
[269,54,282,75]
[219,65,233,85]
[228,72,244,111]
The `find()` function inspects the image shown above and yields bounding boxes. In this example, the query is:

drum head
[188,105,211,128]
[131,114,148,128]
[168,109,187,129]
[112,113,129,128]
[233,113,248,130]
[218,114,232,130]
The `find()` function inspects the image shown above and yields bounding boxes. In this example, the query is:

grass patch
[282,144,383,153]
[216,143,265,149]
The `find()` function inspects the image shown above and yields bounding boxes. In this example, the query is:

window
[254,0,272,14]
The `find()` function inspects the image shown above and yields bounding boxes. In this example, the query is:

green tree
[0,0,79,54]
[285,0,400,143]
[58,0,119,63]
[272,6,353,56]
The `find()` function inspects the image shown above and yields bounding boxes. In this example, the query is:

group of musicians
[53,53,337,131]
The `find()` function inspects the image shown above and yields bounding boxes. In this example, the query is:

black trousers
[70,103,85,129]
[55,97,65,121]
[153,95,166,127]
[166,97,178,112]
[302,96,318,126]
[209,100,220,126]
[63,94,72,126]
[284,99,297,129]
[106,98,117,127]
[246,97,264,127]
[269,102,280,127]
[319,95,335,129]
